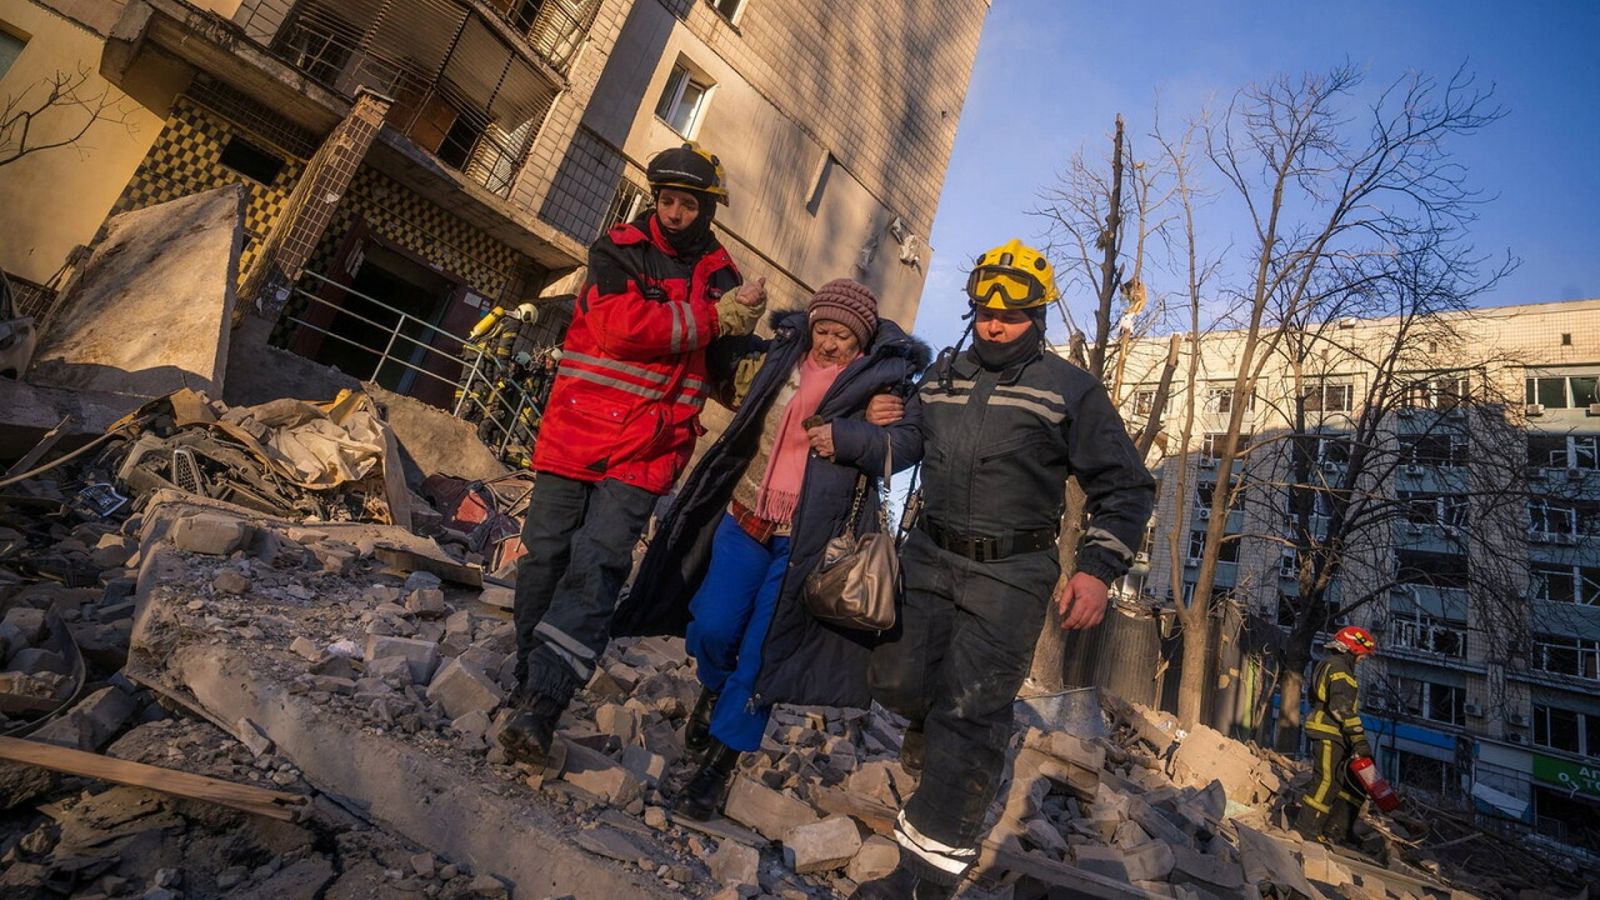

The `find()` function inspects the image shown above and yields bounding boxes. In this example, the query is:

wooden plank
[4,415,77,477]
[0,735,306,822]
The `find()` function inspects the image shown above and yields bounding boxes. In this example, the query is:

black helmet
[646,142,729,206]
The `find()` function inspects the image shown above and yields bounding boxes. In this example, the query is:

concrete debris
[1,474,1570,900]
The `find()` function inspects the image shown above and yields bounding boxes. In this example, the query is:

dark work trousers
[513,472,657,707]
[1296,738,1366,843]
[868,528,1058,885]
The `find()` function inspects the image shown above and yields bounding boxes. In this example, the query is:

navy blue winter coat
[613,310,928,708]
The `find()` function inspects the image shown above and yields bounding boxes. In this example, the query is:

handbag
[803,437,898,631]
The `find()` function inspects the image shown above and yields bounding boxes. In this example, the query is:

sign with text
[1533,753,1600,799]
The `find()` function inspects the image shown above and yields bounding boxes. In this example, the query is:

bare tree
[1027,115,1181,689]
[1,66,134,168]
[1178,64,1510,733]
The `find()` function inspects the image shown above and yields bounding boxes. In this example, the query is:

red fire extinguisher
[1349,755,1400,812]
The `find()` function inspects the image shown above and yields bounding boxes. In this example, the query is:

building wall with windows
[9,0,986,398]
[545,0,988,326]
[1099,298,1600,849]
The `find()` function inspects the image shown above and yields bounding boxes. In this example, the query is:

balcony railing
[266,0,579,197]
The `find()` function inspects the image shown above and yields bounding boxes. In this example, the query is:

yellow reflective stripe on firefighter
[1328,672,1359,687]
[1304,741,1336,812]
[1342,717,1365,729]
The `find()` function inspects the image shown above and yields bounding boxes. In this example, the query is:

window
[1395,550,1469,591]
[1208,387,1255,415]
[1399,433,1469,467]
[1562,333,1573,346]
[218,137,287,185]
[655,62,712,136]
[1528,501,1578,539]
[710,0,745,22]
[0,26,25,80]
[1133,389,1156,417]
[1529,434,1600,471]
[1531,564,1600,606]
[1279,549,1298,579]
[1426,683,1466,726]
[1401,373,1472,409]
[1391,614,1467,659]
[1398,492,1469,529]
[1526,373,1600,409]
[1186,530,1238,563]
[1532,635,1600,681]
[1304,381,1353,413]
[600,178,650,237]
[1534,704,1584,755]
[1396,750,1460,797]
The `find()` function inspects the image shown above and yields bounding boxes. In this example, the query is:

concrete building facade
[1099,298,1600,851]
[1,0,985,398]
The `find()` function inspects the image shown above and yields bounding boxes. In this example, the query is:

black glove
[1351,737,1372,760]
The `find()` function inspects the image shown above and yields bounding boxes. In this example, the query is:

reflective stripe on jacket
[531,215,740,494]
[1305,652,1367,745]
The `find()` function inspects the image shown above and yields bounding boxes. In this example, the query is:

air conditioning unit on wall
[1525,403,1545,417]
[1464,702,1483,718]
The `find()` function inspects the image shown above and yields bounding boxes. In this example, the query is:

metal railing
[491,0,603,74]
[282,271,549,462]
[264,0,562,198]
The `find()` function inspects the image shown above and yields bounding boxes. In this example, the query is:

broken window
[1395,550,1469,591]
[1208,386,1255,414]
[1391,614,1467,658]
[1529,501,1578,538]
[655,61,711,136]
[1532,635,1600,681]
[1400,433,1468,467]
[1401,373,1472,409]
[219,136,287,185]
[1132,389,1156,417]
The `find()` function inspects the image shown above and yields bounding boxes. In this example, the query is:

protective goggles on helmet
[966,265,1050,310]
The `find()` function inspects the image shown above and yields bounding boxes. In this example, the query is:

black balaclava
[971,306,1047,371]
[650,189,718,258]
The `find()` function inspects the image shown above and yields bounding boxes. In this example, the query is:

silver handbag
[803,440,898,631]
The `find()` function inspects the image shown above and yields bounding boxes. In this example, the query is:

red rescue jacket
[531,215,741,493]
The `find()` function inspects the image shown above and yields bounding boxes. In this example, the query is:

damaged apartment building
[0,0,986,442]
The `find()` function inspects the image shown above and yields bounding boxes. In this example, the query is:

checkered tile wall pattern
[112,93,526,318]
[110,96,302,284]
[311,166,523,301]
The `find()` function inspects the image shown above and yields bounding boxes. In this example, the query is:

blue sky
[916,0,1600,351]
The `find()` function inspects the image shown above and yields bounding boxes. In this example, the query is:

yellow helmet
[965,239,1059,310]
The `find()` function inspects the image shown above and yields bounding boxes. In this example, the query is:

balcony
[266,0,599,196]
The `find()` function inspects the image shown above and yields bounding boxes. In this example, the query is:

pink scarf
[756,357,844,524]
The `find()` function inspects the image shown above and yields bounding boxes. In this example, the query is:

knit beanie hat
[807,279,878,348]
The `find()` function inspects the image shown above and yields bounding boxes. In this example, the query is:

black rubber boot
[851,863,954,900]
[900,723,925,775]
[684,687,719,756]
[675,739,740,821]
[498,695,563,767]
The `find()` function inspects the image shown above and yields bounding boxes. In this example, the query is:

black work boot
[1293,801,1328,844]
[900,722,925,775]
[851,863,954,900]
[684,686,719,756]
[675,739,740,821]
[498,695,564,767]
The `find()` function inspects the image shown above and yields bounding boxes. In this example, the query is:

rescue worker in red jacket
[1296,625,1378,847]
[500,143,767,765]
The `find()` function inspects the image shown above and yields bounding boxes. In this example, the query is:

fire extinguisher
[1349,755,1400,812]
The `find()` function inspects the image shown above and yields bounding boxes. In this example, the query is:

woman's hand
[865,393,904,426]
[806,422,836,458]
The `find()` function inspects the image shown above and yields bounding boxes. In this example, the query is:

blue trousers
[685,514,791,753]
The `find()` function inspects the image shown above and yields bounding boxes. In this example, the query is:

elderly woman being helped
[613,279,926,819]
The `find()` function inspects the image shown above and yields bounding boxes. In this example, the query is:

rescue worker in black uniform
[1295,624,1378,847]
[856,240,1156,898]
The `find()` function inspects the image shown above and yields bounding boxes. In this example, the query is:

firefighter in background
[1296,625,1379,847]
[456,302,541,434]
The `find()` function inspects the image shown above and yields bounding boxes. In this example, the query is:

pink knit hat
[807,279,878,348]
